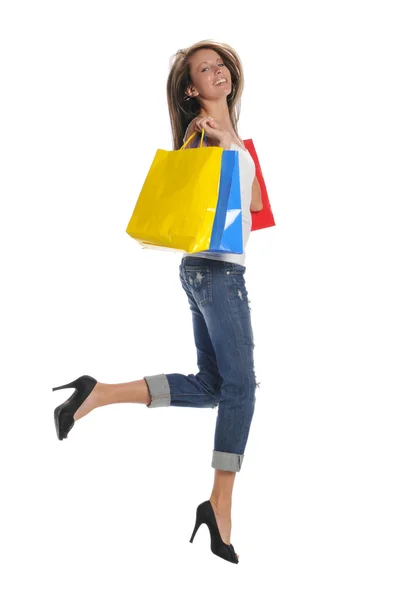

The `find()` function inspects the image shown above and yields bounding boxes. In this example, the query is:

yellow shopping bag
[125,130,224,253]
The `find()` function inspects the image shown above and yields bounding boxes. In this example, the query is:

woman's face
[186,48,232,101]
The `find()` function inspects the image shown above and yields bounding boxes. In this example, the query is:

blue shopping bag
[209,149,243,253]
[192,133,243,254]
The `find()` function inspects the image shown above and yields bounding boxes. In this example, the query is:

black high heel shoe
[189,500,239,564]
[52,375,98,440]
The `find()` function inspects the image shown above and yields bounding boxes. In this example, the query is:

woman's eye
[202,63,224,72]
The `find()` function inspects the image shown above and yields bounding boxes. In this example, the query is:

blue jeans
[144,256,257,472]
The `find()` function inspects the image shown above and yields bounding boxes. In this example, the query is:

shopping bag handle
[180,128,208,150]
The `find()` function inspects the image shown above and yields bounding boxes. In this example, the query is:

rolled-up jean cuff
[212,450,245,472]
[144,374,171,408]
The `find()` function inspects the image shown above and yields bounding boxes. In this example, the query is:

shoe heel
[52,379,77,392]
[189,515,203,543]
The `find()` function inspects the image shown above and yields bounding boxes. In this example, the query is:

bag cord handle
[180,128,208,150]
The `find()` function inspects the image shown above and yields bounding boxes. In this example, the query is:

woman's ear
[185,85,198,99]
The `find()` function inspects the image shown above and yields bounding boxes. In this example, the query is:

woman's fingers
[195,119,209,131]
[192,117,224,145]
[195,116,217,132]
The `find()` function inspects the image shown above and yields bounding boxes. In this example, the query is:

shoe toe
[229,543,239,562]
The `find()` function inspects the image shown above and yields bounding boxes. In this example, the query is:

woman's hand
[194,116,231,149]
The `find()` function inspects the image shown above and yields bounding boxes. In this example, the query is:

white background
[1,0,397,598]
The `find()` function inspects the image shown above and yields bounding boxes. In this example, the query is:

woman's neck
[198,101,233,131]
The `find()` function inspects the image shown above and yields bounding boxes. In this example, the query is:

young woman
[52,40,262,565]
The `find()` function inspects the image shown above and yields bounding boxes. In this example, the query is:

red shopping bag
[243,139,276,231]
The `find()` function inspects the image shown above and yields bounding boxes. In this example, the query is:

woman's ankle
[73,383,105,420]
[209,495,232,513]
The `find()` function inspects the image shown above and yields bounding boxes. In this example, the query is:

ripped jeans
[143,256,258,472]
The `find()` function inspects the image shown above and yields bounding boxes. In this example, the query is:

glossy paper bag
[126,130,223,253]
[243,138,275,231]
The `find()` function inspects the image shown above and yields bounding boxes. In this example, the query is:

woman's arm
[250,175,263,212]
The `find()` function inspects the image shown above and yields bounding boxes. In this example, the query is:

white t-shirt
[182,140,256,266]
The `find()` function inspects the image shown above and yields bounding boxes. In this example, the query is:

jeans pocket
[183,266,212,306]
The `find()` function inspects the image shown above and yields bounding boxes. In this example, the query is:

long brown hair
[167,40,244,150]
